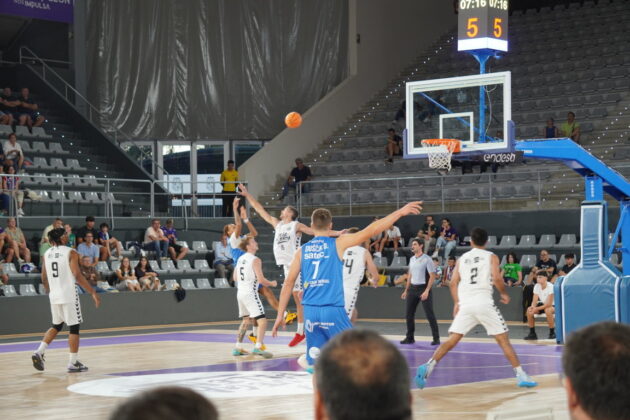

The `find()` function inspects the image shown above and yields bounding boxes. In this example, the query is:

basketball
[285,112,302,128]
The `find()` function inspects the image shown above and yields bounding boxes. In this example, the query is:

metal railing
[18,46,168,179]
[294,163,630,215]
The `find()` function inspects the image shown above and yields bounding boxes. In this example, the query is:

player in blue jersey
[272,201,423,370]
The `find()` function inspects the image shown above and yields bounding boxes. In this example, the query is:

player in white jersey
[232,237,277,358]
[415,227,538,389]
[31,228,100,373]
[342,228,379,322]
[239,184,344,347]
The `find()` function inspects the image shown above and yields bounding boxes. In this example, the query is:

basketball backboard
[404,71,513,159]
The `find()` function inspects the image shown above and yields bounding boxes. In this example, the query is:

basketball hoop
[421,139,461,173]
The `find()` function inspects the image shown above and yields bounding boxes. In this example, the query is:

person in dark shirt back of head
[109,386,218,420]
[562,322,630,420]
[314,329,412,420]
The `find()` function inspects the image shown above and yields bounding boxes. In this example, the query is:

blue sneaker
[232,348,249,356]
[305,367,314,374]
[516,373,538,388]
[415,363,429,389]
[253,348,273,359]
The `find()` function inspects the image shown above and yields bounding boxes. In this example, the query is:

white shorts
[50,298,83,326]
[449,303,509,336]
[237,292,265,319]
[344,285,360,318]
[283,265,302,292]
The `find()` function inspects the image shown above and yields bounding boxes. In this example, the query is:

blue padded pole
[469,50,493,143]
[621,200,630,276]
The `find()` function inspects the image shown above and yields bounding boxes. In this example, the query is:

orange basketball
[285,112,302,128]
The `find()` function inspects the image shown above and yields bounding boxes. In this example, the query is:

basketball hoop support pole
[468,49,496,143]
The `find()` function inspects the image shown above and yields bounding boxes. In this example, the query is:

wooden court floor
[0,320,570,420]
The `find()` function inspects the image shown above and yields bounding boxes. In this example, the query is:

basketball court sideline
[0,320,568,420]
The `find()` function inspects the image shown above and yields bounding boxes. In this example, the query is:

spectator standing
[562,322,630,420]
[524,271,555,340]
[561,111,581,143]
[220,160,239,217]
[280,158,312,200]
[376,224,402,257]
[161,218,189,260]
[314,330,412,420]
[418,215,438,255]
[400,238,440,345]
[543,118,559,138]
[3,133,24,171]
[4,165,25,216]
[79,255,107,293]
[115,257,141,292]
[98,222,123,260]
[143,219,170,260]
[75,216,107,260]
[5,217,31,264]
[385,128,403,163]
[134,256,162,291]
[213,229,234,285]
[15,88,45,129]
[433,218,458,259]
[64,223,76,248]
[501,252,523,286]
[77,233,100,266]
[559,253,576,276]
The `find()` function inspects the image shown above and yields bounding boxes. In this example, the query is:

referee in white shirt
[401,238,440,345]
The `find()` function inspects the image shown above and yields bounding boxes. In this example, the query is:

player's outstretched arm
[238,184,278,228]
[41,255,49,294]
[240,205,258,238]
[297,223,345,237]
[336,201,422,258]
[272,252,301,337]
[70,250,100,308]
[490,254,509,304]
[365,252,379,287]
[233,198,243,238]
[253,258,277,287]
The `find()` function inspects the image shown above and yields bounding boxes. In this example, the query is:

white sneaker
[393,251,399,257]
[373,252,382,258]
[17,208,25,217]
[17,258,25,265]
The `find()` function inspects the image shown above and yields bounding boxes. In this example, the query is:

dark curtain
[86,0,348,140]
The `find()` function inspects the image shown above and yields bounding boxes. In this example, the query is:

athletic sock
[426,359,437,377]
[36,342,48,355]
[297,323,304,335]
[514,365,525,376]
[251,328,257,337]
[235,341,242,348]
[255,342,262,349]
[69,353,78,365]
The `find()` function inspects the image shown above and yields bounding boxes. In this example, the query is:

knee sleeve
[52,322,64,332]
[68,324,80,335]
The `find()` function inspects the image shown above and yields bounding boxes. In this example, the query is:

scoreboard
[458,0,509,52]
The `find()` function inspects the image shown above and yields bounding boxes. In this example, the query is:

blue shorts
[303,305,352,365]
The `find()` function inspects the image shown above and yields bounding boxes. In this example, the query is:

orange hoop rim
[421,138,462,153]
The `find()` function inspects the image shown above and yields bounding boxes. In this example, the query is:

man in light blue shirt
[77,233,100,266]
[213,238,234,285]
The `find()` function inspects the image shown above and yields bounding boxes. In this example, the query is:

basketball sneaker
[415,363,430,389]
[523,331,538,340]
[232,348,249,356]
[253,348,273,359]
[516,372,538,388]
[248,333,257,343]
[285,312,297,325]
[31,352,45,371]
[68,361,89,373]
[289,333,305,347]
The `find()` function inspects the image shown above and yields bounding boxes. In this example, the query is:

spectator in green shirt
[65,223,76,248]
[561,111,580,144]
[501,252,522,287]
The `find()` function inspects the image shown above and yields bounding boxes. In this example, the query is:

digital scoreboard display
[458,0,509,52]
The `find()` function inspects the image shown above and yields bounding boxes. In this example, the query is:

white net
[421,140,459,172]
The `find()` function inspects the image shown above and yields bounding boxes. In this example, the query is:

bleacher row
[269,0,630,209]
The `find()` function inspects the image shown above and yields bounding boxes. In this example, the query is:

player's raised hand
[398,201,423,217]
[238,183,249,196]
[500,292,510,305]
[92,292,101,308]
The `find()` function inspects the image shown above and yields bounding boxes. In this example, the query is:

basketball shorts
[50,298,83,326]
[303,305,352,365]
[343,284,361,318]
[449,303,508,336]
[237,291,265,319]
[283,265,302,293]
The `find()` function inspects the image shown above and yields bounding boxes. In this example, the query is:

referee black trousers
[405,284,440,341]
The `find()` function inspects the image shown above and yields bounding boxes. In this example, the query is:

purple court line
[0,332,294,354]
